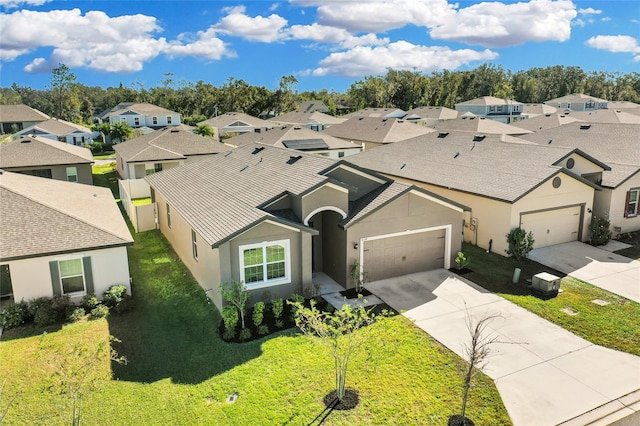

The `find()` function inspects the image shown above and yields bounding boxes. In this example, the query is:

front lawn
[0,232,510,424]
[460,243,640,356]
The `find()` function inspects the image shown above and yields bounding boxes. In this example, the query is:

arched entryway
[305,208,347,285]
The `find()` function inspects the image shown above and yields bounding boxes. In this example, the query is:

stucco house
[544,94,608,112]
[297,100,330,114]
[17,118,95,145]
[520,123,640,236]
[268,110,346,131]
[345,108,407,119]
[404,106,459,127]
[322,116,433,150]
[145,143,467,310]
[96,102,181,130]
[224,125,362,159]
[0,135,94,184]
[433,116,532,136]
[455,96,525,124]
[521,104,558,120]
[0,171,133,304]
[199,112,275,141]
[0,104,49,134]
[514,113,584,132]
[349,132,609,256]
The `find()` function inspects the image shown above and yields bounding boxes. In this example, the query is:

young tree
[289,299,378,404]
[220,281,249,329]
[50,64,77,119]
[109,121,133,143]
[193,123,214,138]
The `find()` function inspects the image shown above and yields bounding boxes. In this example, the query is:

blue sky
[1,0,638,93]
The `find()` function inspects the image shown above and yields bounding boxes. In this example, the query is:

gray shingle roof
[566,109,640,124]
[113,128,231,162]
[19,118,92,136]
[269,110,345,126]
[348,132,584,203]
[199,112,274,129]
[0,135,93,168]
[323,117,433,143]
[434,117,532,135]
[544,93,608,104]
[516,113,584,132]
[405,106,459,120]
[0,104,49,123]
[455,96,523,107]
[0,171,133,261]
[101,102,178,119]
[225,125,360,150]
[344,108,407,119]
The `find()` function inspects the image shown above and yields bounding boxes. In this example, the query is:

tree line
[1,64,638,126]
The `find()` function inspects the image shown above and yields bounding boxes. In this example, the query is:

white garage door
[520,205,581,248]
[362,229,446,282]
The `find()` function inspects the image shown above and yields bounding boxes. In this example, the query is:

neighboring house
[606,101,640,111]
[322,116,433,150]
[297,100,330,113]
[0,170,133,303]
[224,125,361,159]
[199,112,275,141]
[521,103,558,120]
[404,106,459,127]
[146,143,467,310]
[0,104,49,134]
[433,116,532,136]
[17,118,95,145]
[268,110,346,131]
[455,96,525,124]
[113,127,232,232]
[514,113,584,132]
[544,94,608,111]
[96,102,181,129]
[520,123,640,236]
[349,132,608,256]
[344,108,407,119]
[0,135,94,184]
[565,109,640,124]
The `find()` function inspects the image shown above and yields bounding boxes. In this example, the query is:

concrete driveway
[367,269,640,426]
[529,241,640,303]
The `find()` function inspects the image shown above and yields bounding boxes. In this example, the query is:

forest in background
[1,64,639,126]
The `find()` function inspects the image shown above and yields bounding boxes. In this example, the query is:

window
[489,105,496,112]
[167,116,172,124]
[19,169,52,178]
[152,116,158,125]
[625,189,639,218]
[134,117,140,126]
[166,203,171,228]
[59,259,85,295]
[66,166,78,183]
[192,230,198,260]
[0,264,12,298]
[497,105,503,112]
[121,117,127,123]
[338,151,345,158]
[239,240,290,288]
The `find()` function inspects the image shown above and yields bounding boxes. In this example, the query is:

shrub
[103,285,128,308]
[272,298,284,321]
[68,307,86,323]
[33,303,56,327]
[252,301,265,328]
[238,328,252,341]
[0,301,30,329]
[454,252,470,269]
[220,281,249,329]
[29,297,63,327]
[221,305,239,338]
[89,141,104,154]
[289,293,304,321]
[51,295,73,321]
[112,293,134,314]
[90,305,110,320]
[505,227,535,260]
[589,216,612,247]
[257,325,270,336]
[82,293,100,312]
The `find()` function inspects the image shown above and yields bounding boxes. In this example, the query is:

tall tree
[50,64,77,119]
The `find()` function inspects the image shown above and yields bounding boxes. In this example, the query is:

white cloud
[287,23,388,49]
[311,41,498,77]
[430,0,577,47]
[601,17,611,22]
[166,28,235,60]
[0,0,49,9]
[586,35,640,61]
[212,5,288,42]
[578,8,601,15]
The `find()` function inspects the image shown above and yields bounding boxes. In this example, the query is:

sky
[0,0,639,94]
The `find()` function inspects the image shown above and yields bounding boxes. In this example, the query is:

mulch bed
[339,287,372,299]
[448,415,475,426]
[449,267,474,276]
[323,388,360,410]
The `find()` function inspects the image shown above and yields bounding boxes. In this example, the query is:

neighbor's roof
[455,96,523,107]
[224,125,360,150]
[515,113,584,132]
[565,109,640,124]
[114,127,231,162]
[100,102,178,119]
[520,123,640,188]
[323,116,433,143]
[405,106,459,120]
[522,104,558,116]
[434,116,532,135]
[199,112,275,129]
[0,171,133,261]
[0,104,49,123]
[544,93,608,105]
[0,135,93,168]
[269,110,346,126]
[19,118,92,136]
[606,101,640,110]
[344,108,407,119]
[348,132,596,203]
[297,100,329,113]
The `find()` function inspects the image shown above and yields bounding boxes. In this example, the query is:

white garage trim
[303,206,348,225]
[358,224,452,280]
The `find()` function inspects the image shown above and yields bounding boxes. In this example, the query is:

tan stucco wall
[300,184,349,224]
[608,173,640,234]
[5,164,93,185]
[560,153,605,177]
[126,160,184,179]
[5,246,130,303]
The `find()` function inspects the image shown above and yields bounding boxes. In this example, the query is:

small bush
[257,324,269,335]
[51,295,74,321]
[275,319,284,329]
[0,301,30,329]
[82,293,100,312]
[252,301,265,328]
[454,252,470,269]
[103,285,128,308]
[33,304,56,327]
[112,293,134,314]
[505,227,535,260]
[89,141,104,154]
[272,298,284,320]
[238,328,252,341]
[221,305,239,337]
[68,307,86,323]
[90,305,110,320]
[289,294,304,321]
[589,216,612,246]
[222,328,237,340]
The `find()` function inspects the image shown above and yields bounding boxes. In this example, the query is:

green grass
[92,151,115,160]
[131,197,152,206]
[91,164,119,200]
[461,243,640,356]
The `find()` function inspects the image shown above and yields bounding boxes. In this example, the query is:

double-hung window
[239,240,290,288]
[167,203,171,228]
[66,166,78,183]
[167,116,172,124]
[59,259,85,295]
[625,189,639,218]
[192,230,198,260]
[152,116,158,125]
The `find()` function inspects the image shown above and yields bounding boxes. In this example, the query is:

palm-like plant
[109,122,133,143]
[193,123,214,138]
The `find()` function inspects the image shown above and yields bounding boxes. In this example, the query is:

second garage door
[520,205,582,248]
[362,229,446,282]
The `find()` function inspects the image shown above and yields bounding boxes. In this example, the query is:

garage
[362,228,447,282]
[520,205,582,248]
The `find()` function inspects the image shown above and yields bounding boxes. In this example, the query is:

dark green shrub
[289,293,304,321]
[272,298,283,320]
[103,285,128,308]
[89,141,104,154]
[252,302,265,327]
[257,324,269,335]
[50,295,73,321]
[505,227,535,260]
[82,293,100,312]
[222,305,238,332]
[32,299,56,327]
[238,328,252,341]
[90,305,110,320]
[0,301,30,329]
[589,216,612,246]
[68,307,86,323]
[111,293,134,314]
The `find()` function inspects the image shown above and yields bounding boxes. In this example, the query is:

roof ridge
[26,137,94,163]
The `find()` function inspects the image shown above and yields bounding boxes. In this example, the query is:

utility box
[532,272,561,297]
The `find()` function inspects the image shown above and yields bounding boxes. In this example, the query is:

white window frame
[166,116,172,124]
[66,166,78,183]
[239,240,290,289]
[152,116,158,125]
[134,117,140,126]
[166,203,171,228]
[58,258,86,296]
[627,188,639,218]
[191,230,198,261]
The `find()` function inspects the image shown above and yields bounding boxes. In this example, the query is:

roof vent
[358,117,364,120]
[240,163,249,171]
[287,155,303,165]
[473,135,486,142]
[438,132,449,138]
[545,114,551,117]
[453,151,460,159]
[400,162,406,169]
[548,139,553,144]
[170,129,179,133]
[579,124,591,130]
[251,147,265,155]
[21,138,31,143]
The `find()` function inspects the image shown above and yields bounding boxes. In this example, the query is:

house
[521,103,558,120]
[269,110,346,131]
[433,116,532,136]
[113,127,231,232]
[224,125,361,159]
[348,132,608,256]
[520,123,640,236]
[514,113,584,132]
[145,143,467,310]
[297,100,330,114]
[0,104,49,134]
[544,94,608,112]
[403,106,459,127]
[322,116,433,150]
[0,135,94,184]
[345,108,407,119]
[0,170,133,303]
[565,109,640,124]
[606,101,640,111]
[455,96,525,124]
[96,102,181,129]
[199,112,275,141]
[17,118,95,145]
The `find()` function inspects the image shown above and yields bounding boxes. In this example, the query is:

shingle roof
[0,104,49,123]
[225,125,360,150]
[0,135,93,168]
[522,104,558,116]
[606,101,640,110]
[19,118,92,136]
[434,117,532,135]
[515,113,584,132]
[544,93,608,104]
[323,117,433,143]
[199,112,275,129]
[348,132,586,203]
[455,96,523,107]
[405,106,459,120]
[101,102,178,119]
[113,127,231,162]
[0,171,133,261]
[566,109,640,124]
[297,100,329,113]
[344,108,407,119]
[520,123,640,188]
[269,111,346,126]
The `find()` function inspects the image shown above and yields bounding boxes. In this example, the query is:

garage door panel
[520,206,581,248]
